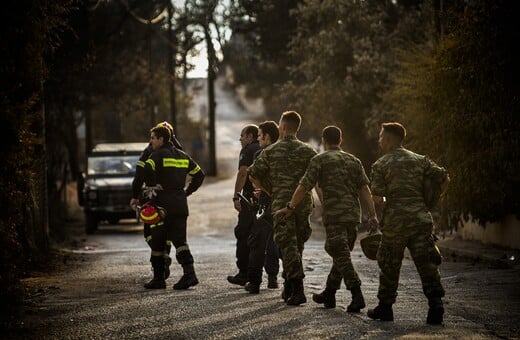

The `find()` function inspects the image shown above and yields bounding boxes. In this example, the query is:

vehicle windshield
[87,155,138,176]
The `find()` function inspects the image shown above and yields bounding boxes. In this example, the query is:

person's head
[258,120,279,148]
[155,121,174,141]
[379,122,406,153]
[278,111,302,138]
[150,125,171,150]
[321,125,342,148]
[240,124,259,148]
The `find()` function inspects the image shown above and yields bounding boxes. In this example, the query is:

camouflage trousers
[273,205,312,280]
[377,223,445,304]
[324,223,361,290]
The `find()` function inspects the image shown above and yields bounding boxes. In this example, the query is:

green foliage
[386,0,520,225]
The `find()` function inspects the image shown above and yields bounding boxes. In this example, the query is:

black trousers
[234,206,254,273]
[247,212,280,284]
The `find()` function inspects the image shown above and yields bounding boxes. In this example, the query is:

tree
[385,0,520,225]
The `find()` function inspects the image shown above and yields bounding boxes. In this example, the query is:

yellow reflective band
[145,235,152,243]
[189,165,201,175]
[137,160,145,168]
[163,158,189,168]
[176,245,190,254]
[145,159,156,171]
[149,221,164,228]
[141,212,159,222]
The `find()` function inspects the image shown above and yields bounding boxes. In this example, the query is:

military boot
[245,282,260,294]
[267,274,278,289]
[287,279,307,306]
[346,286,366,313]
[367,303,394,321]
[227,271,248,286]
[312,287,336,308]
[426,297,444,325]
[281,279,292,302]
[173,264,199,290]
[144,256,166,289]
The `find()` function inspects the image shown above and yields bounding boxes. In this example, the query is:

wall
[458,214,520,249]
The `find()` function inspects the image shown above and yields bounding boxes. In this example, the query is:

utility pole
[167,1,177,128]
[204,24,217,176]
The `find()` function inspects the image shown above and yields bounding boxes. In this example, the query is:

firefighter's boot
[346,286,366,313]
[164,254,172,280]
[144,256,166,289]
[312,287,336,308]
[426,297,444,325]
[173,263,199,290]
[367,303,394,321]
[287,278,307,306]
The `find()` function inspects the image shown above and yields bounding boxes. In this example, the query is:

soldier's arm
[360,184,379,232]
[273,184,309,218]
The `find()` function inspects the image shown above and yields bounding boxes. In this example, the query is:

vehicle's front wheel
[85,212,98,234]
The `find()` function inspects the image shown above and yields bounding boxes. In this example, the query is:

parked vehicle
[77,142,147,234]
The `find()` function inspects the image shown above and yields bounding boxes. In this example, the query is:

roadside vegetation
[0,0,518,330]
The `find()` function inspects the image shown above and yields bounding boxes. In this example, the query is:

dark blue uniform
[143,143,204,289]
[233,140,260,277]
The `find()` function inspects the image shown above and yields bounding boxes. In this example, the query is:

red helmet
[140,204,161,224]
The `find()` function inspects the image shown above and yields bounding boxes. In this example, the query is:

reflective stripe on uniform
[176,245,190,254]
[163,158,189,168]
[189,165,201,175]
[137,160,145,168]
[146,159,156,171]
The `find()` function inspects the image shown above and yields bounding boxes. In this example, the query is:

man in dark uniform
[141,125,205,290]
[227,124,261,285]
[244,120,281,294]
[248,111,317,306]
[274,125,379,312]
[367,122,449,324]
[130,121,183,279]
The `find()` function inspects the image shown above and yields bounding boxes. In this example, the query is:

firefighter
[130,121,183,279]
[141,125,205,289]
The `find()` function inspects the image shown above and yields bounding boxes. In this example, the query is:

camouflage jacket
[370,146,448,229]
[300,147,369,225]
[247,135,317,211]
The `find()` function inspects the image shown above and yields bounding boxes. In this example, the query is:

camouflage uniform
[370,146,448,304]
[299,146,368,290]
[248,135,317,280]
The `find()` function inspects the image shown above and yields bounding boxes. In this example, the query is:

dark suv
[77,143,147,234]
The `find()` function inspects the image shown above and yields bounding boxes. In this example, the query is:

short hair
[243,124,259,139]
[150,125,171,142]
[382,122,406,142]
[258,120,279,143]
[322,125,342,145]
[280,111,302,133]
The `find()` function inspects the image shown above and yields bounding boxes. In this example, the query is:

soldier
[227,125,261,286]
[244,120,281,294]
[248,111,317,306]
[273,125,379,312]
[367,122,449,324]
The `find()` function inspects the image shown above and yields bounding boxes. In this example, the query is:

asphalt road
[11,81,520,339]
[13,173,520,340]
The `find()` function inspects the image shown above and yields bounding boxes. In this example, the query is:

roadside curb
[437,238,520,269]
